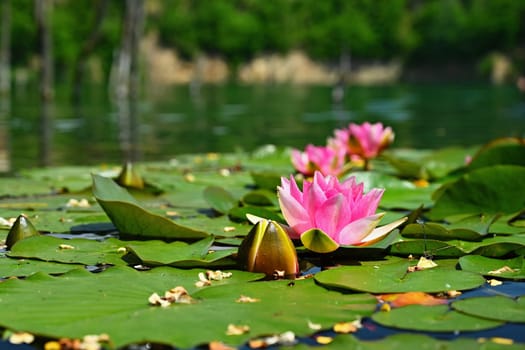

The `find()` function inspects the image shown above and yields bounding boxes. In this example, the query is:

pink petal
[277,188,310,239]
[336,213,385,245]
[314,193,344,239]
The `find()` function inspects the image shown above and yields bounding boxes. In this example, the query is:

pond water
[3,82,525,171]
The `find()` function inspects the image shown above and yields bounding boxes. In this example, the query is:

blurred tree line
[5,0,525,83]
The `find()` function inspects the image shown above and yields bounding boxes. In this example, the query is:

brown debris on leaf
[235,295,260,303]
[226,324,250,336]
[248,331,295,348]
[407,256,438,272]
[488,266,518,275]
[195,270,233,287]
[148,286,194,307]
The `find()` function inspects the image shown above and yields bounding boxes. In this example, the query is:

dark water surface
[5,82,525,171]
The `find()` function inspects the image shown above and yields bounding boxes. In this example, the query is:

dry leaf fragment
[223,226,236,232]
[117,247,127,254]
[236,295,260,303]
[307,320,322,330]
[407,256,438,272]
[446,290,462,298]
[488,266,517,275]
[44,341,61,350]
[9,332,34,344]
[149,287,193,307]
[248,331,295,348]
[333,320,361,334]
[59,244,75,250]
[226,324,250,336]
[315,336,333,345]
[380,303,391,312]
[66,198,91,208]
[208,340,237,350]
[487,279,503,287]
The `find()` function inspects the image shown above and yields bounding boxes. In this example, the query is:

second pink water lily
[277,171,406,253]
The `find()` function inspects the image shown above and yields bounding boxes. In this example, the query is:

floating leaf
[324,333,520,350]
[401,214,499,241]
[242,189,279,207]
[315,261,485,293]
[429,165,525,220]
[452,296,525,323]
[459,255,525,279]
[92,174,209,240]
[468,138,525,170]
[372,304,503,332]
[0,257,83,278]
[7,235,128,266]
[126,237,237,267]
[203,186,238,214]
[390,234,525,258]
[0,267,375,348]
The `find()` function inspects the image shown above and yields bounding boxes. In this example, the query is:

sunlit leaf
[92,174,209,240]
[203,186,238,214]
[0,267,375,348]
[372,304,503,332]
[315,260,484,293]
[7,235,128,266]
[0,256,83,278]
[125,237,237,267]
[452,296,525,323]
[459,255,525,279]
[429,165,525,220]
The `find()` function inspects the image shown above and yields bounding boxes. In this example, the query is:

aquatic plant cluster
[0,123,524,349]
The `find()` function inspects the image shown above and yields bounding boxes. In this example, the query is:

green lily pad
[92,174,209,240]
[242,189,279,207]
[310,333,515,350]
[250,171,283,190]
[468,138,525,170]
[0,256,83,278]
[401,214,499,241]
[7,235,128,266]
[390,234,525,258]
[459,255,525,279]
[314,261,484,293]
[452,296,525,323]
[0,266,375,348]
[429,165,525,220]
[125,236,237,267]
[350,171,437,209]
[372,304,503,332]
[203,185,238,214]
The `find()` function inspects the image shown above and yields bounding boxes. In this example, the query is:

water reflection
[0,93,10,172]
[5,83,525,171]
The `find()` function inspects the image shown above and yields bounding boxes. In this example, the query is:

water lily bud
[116,162,144,189]
[238,219,299,279]
[6,215,40,249]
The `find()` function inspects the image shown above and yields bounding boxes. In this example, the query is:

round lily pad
[372,304,503,332]
[452,296,525,323]
[315,261,485,293]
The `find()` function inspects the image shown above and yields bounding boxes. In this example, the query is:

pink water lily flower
[278,171,406,252]
[291,144,346,177]
[335,122,394,161]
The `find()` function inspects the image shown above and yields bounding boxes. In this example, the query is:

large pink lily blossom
[291,144,346,177]
[278,171,405,248]
[335,122,394,160]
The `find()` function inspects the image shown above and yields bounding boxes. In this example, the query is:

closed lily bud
[238,219,299,279]
[116,162,144,189]
[6,214,40,249]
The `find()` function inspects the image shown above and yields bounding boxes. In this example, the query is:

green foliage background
[9,0,525,80]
